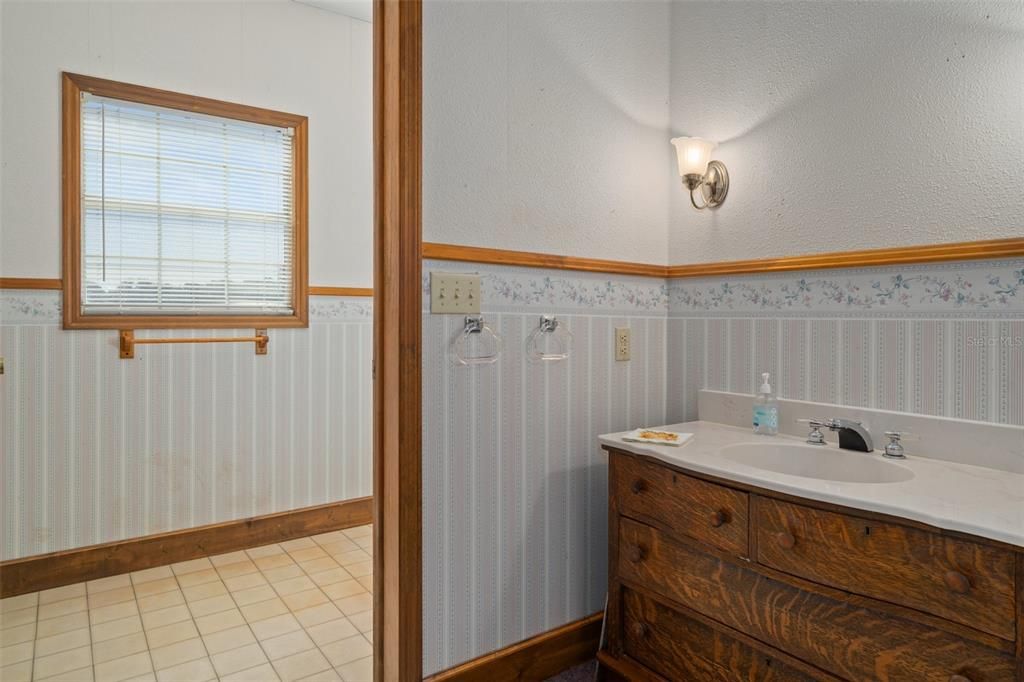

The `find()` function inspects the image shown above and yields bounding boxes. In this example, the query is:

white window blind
[81,93,296,316]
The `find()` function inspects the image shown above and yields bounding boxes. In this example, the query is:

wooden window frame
[61,72,309,330]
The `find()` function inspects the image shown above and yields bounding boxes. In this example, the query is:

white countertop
[599,421,1024,549]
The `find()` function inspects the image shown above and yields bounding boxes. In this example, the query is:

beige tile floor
[0,525,374,682]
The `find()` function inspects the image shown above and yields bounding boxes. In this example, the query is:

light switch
[430,272,481,314]
[615,327,631,361]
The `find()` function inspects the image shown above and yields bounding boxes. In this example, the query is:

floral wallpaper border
[668,258,1024,318]
[423,257,1024,318]
[0,290,373,324]
[423,259,668,314]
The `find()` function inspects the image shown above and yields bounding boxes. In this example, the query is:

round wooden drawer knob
[627,545,647,563]
[710,510,727,527]
[777,531,797,549]
[943,570,971,594]
[630,622,650,639]
[630,479,647,494]
[949,674,972,682]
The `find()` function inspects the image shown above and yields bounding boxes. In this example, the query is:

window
[62,73,308,329]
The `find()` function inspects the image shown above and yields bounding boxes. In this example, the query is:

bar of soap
[621,429,693,447]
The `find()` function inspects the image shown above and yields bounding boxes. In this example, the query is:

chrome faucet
[800,418,874,453]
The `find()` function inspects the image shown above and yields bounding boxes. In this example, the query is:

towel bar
[119,329,269,359]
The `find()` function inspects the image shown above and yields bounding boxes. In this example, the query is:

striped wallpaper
[667,317,1024,426]
[421,256,1023,675]
[666,259,1024,426]
[0,291,373,561]
[421,261,666,674]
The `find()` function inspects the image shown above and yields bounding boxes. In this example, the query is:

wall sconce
[671,137,729,210]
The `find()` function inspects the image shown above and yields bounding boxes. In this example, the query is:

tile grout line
[30,590,94,682]
[212,552,283,681]
[168,565,219,682]
[83,586,97,682]
[303,531,375,663]
[29,595,39,682]
[232,533,373,681]
[275,533,373,678]
[133,577,166,682]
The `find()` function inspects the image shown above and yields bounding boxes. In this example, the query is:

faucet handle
[882,430,914,459]
[796,418,828,445]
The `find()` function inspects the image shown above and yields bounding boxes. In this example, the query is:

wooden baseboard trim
[0,496,372,598]
[424,238,1024,279]
[425,612,603,682]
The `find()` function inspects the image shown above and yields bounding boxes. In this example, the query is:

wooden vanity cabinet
[600,449,1024,682]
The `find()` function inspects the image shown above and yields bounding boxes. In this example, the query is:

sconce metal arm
[689,187,710,210]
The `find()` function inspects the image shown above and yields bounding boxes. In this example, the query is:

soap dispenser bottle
[753,372,778,435]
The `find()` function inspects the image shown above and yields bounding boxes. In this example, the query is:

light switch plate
[615,327,631,361]
[430,272,481,314]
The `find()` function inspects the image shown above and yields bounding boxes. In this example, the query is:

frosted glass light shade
[671,137,717,177]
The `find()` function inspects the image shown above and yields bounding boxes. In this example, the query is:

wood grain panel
[425,613,602,681]
[618,517,1016,681]
[422,242,667,277]
[611,453,748,557]
[1016,553,1024,681]
[373,1,423,679]
[0,496,371,598]
[755,496,1017,641]
[622,588,830,681]
[597,650,665,682]
[665,237,1024,278]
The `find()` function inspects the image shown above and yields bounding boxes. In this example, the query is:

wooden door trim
[373,1,423,680]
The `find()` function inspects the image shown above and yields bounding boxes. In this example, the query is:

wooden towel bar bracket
[119,329,269,359]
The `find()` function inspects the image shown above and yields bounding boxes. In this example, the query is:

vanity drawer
[621,587,826,682]
[617,517,1016,681]
[611,452,748,557]
[754,497,1017,641]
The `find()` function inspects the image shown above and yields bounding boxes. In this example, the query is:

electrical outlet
[615,327,631,361]
[430,272,481,314]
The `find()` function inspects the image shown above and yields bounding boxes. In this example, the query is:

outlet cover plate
[430,272,481,314]
[615,327,631,361]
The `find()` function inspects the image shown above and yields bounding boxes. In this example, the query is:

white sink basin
[719,442,914,484]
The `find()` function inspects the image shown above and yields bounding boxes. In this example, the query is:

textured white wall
[668,0,1024,265]
[423,0,672,264]
[0,0,372,286]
